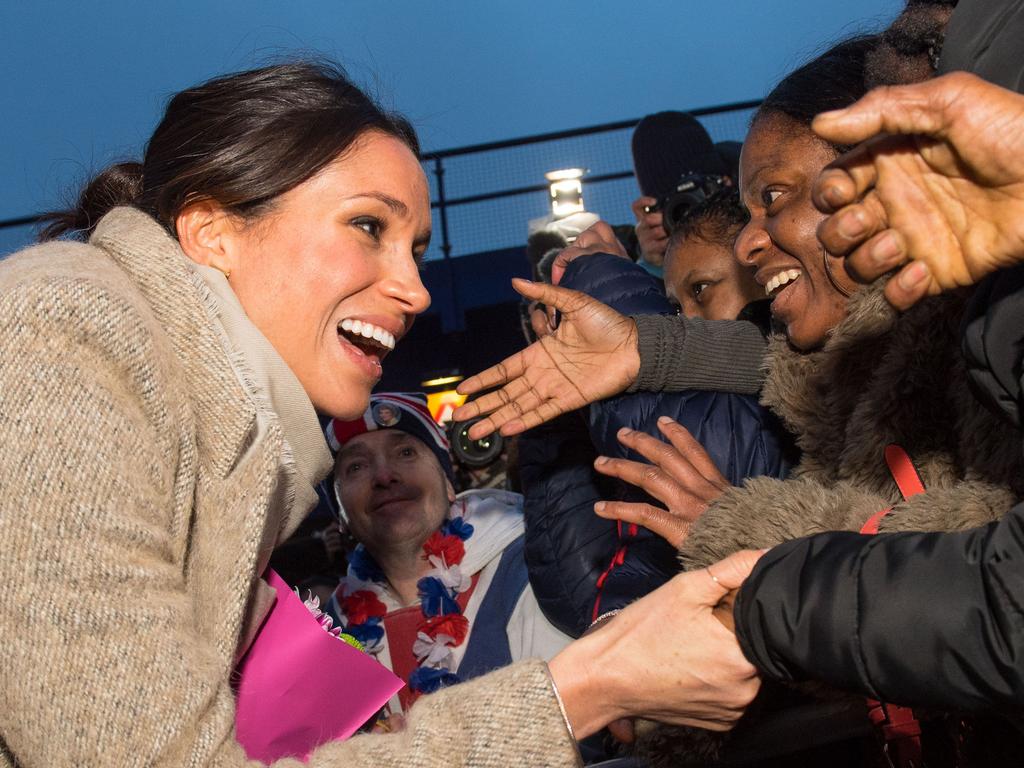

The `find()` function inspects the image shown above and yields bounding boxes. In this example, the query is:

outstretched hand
[454,279,640,439]
[593,416,729,548]
[548,548,765,740]
[812,72,1024,310]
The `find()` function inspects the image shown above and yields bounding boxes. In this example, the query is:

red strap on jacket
[860,446,926,535]
[591,521,637,623]
[861,444,925,768]
[885,444,926,500]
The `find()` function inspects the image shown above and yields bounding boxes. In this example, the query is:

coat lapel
[91,207,284,662]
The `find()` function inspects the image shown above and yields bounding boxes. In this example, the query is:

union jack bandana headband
[325,392,454,483]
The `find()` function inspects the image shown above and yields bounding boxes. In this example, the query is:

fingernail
[657,416,674,425]
[595,456,609,466]
[823,184,845,207]
[595,501,606,513]
[898,261,929,289]
[837,210,866,239]
[618,427,633,437]
[872,232,900,265]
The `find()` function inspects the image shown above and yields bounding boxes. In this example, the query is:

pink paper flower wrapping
[234,570,404,763]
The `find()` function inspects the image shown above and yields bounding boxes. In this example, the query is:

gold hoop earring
[213,264,231,280]
[822,247,853,298]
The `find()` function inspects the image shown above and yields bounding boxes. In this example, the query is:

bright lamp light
[545,168,586,218]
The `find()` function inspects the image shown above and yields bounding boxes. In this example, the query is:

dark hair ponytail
[40,60,418,241]
[39,162,144,241]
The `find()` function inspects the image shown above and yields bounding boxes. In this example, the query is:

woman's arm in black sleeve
[734,501,1024,711]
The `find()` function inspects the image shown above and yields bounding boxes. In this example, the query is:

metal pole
[432,156,462,331]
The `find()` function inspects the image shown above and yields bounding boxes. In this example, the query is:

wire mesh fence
[419,101,758,262]
[0,100,759,260]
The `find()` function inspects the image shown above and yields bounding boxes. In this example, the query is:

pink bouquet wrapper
[235,570,404,763]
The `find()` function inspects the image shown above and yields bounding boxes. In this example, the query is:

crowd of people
[3,0,1024,766]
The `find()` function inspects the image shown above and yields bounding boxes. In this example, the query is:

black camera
[448,417,504,468]
[644,172,729,235]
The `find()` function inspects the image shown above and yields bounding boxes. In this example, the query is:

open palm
[455,278,640,438]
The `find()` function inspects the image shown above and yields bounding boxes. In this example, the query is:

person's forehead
[339,428,421,455]
[672,238,734,273]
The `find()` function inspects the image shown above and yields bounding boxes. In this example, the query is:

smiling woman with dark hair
[0,60,770,768]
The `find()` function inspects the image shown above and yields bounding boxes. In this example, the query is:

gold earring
[821,247,853,298]
[213,264,231,280]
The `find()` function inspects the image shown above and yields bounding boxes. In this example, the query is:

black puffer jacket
[520,254,794,637]
[734,265,1024,711]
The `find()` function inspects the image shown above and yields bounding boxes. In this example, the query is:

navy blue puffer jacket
[520,253,795,637]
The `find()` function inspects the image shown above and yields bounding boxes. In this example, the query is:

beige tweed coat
[0,208,580,768]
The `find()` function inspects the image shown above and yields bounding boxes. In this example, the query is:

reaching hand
[592,416,730,548]
[550,221,631,287]
[812,72,1024,310]
[454,279,640,439]
[548,548,765,739]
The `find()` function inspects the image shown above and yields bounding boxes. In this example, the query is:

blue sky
[0,0,900,254]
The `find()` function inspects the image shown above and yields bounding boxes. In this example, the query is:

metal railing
[0,99,760,259]
[420,98,760,262]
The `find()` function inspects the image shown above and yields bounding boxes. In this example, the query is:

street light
[544,168,586,219]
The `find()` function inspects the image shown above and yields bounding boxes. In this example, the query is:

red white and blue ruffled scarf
[337,508,475,695]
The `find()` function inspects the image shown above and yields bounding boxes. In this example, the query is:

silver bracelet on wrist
[544,661,576,743]
[589,609,621,629]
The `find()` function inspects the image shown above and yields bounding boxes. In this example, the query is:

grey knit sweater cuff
[629,314,768,396]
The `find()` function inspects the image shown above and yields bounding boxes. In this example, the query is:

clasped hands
[550,416,754,742]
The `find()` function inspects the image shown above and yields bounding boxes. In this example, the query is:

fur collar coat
[681,280,1024,571]
[636,280,1024,768]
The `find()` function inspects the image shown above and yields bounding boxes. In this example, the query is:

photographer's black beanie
[631,111,727,198]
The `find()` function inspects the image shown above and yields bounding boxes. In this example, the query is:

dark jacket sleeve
[962,264,1024,435]
[736,264,1024,712]
[735,504,1024,711]
[939,0,1024,95]
[518,410,618,637]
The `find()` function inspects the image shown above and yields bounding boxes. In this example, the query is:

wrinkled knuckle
[641,467,662,484]
[655,442,678,461]
[638,505,658,523]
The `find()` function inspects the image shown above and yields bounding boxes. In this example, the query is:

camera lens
[662,193,698,235]
[450,417,504,468]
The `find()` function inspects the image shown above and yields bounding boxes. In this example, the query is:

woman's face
[663,235,761,321]
[223,131,432,418]
[735,114,852,350]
